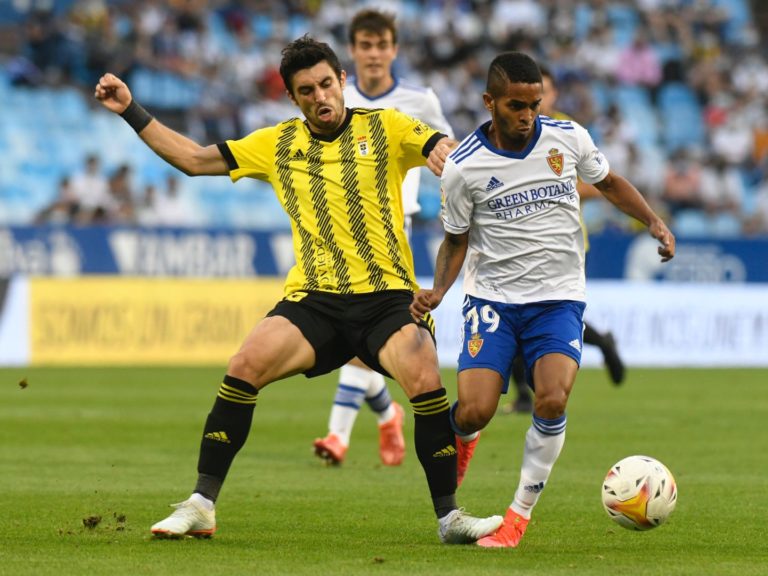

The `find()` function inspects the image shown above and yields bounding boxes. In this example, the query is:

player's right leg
[452,369,504,487]
[452,295,517,486]
[152,314,317,538]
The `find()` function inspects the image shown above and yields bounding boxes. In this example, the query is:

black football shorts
[267,289,435,378]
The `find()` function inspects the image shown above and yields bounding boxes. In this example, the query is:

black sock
[194,375,258,502]
[583,322,604,347]
[410,388,457,518]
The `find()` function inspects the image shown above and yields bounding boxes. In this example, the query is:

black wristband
[120,100,153,133]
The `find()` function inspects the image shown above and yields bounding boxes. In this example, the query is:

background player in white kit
[313,9,454,467]
[410,52,675,547]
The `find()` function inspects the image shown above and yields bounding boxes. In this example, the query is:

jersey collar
[305,108,354,142]
[352,76,399,101]
[475,116,542,159]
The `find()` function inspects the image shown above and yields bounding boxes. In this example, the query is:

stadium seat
[673,209,711,237]
[710,213,743,238]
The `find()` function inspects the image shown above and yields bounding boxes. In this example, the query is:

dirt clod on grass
[82,515,102,529]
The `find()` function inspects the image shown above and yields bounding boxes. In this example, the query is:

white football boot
[151,494,216,538]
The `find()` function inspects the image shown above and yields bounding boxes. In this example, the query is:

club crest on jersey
[357,136,369,156]
[546,148,564,176]
[467,333,483,358]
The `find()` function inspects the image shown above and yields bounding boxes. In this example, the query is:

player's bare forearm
[94,73,228,176]
[137,122,229,176]
[595,172,662,226]
[431,232,468,301]
[595,171,676,262]
[410,231,468,317]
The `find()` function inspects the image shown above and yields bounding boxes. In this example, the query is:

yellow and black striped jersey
[221,107,442,296]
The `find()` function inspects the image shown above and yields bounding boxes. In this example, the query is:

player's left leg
[478,301,583,548]
[370,295,501,544]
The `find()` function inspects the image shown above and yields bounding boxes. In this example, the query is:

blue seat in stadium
[673,209,711,237]
[657,82,704,152]
[713,0,751,44]
[606,4,639,47]
[710,213,743,238]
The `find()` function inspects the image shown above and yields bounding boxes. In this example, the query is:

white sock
[365,372,396,424]
[328,364,369,446]
[457,431,479,443]
[510,419,566,519]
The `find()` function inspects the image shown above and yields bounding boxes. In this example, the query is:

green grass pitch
[1,366,766,575]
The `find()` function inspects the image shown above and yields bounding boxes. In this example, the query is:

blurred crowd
[3,0,768,236]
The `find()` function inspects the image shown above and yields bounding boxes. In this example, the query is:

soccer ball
[601,455,677,531]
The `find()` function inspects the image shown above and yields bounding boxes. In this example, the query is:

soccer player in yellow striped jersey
[95,35,503,544]
[313,9,455,470]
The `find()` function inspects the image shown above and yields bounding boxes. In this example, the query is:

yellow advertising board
[29,277,285,365]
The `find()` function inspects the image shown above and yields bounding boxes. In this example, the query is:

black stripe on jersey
[276,123,319,290]
[307,138,353,293]
[368,114,415,290]
[339,128,387,291]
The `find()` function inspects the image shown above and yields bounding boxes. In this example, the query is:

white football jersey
[441,115,610,304]
[344,77,454,216]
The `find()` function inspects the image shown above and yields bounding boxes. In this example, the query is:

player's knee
[456,402,494,432]
[227,352,266,390]
[404,366,442,397]
[533,388,568,418]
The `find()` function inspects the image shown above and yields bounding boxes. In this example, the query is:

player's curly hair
[279,35,343,95]
[486,52,542,97]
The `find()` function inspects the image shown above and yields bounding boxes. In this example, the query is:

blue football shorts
[457,295,586,393]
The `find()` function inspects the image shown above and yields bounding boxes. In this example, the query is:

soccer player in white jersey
[313,9,454,467]
[410,52,675,547]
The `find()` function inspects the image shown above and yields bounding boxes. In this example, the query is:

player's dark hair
[279,35,343,95]
[348,9,398,45]
[486,52,542,97]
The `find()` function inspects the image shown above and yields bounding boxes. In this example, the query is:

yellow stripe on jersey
[226,108,437,296]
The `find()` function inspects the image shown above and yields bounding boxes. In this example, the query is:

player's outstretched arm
[410,231,469,317]
[594,171,675,262]
[94,73,229,177]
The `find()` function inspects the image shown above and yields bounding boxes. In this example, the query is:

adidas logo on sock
[432,445,457,458]
[204,431,231,444]
[569,339,581,351]
[485,176,504,191]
